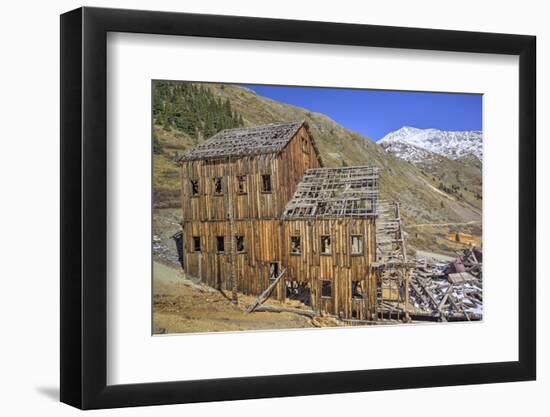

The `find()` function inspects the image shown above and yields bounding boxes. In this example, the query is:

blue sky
[243,84,482,141]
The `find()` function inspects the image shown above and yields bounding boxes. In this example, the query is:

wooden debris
[253,305,316,318]
[408,247,483,322]
[448,272,476,285]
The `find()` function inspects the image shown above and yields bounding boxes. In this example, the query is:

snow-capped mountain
[379,126,482,161]
[379,140,437,164]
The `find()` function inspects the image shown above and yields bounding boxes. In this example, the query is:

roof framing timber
[178,121,305,162]
[282,166,379,219]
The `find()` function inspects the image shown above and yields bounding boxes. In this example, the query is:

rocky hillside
[153,82,482,253]
[380,137,482,211]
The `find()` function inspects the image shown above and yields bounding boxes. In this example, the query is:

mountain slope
[379,126,482,161]
[380,139,482,210]
[153,82,482,253]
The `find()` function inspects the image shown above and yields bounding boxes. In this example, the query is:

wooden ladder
[375,201,410,320]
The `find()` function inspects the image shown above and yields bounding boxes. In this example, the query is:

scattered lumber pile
[409,247,483,322]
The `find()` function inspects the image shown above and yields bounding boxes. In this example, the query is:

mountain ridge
[379,126,482,161]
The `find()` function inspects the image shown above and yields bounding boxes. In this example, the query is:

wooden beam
[253,304,316,318]
[245,268,286,313]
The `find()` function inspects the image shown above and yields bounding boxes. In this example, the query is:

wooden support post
[226,157,238,304]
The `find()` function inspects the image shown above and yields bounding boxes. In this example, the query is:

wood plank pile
[409,247,483,322]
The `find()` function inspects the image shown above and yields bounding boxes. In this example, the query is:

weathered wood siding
[180,127,321,222]
[275,125,322,212]
[281,218,377,320]
[181,156,280,221]
[183,217,376,319]
[183,219,284,297]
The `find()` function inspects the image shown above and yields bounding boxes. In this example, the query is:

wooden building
[177,120,387,320]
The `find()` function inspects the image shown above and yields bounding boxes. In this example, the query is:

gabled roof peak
[178,120,307,162]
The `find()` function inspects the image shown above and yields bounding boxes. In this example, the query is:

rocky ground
[153,261,344,334]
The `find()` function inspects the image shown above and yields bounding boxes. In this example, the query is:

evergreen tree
[152,81,244,141]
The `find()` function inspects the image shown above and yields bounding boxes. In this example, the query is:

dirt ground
[153,261,342,334]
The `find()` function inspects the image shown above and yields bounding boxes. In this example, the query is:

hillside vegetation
[152,82,244,207]
[152,82,482,253]
[408,151,481,210]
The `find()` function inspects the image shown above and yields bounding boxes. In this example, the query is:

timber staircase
[374,200,411,321]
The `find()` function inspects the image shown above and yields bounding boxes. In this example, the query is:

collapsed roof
[282,166,379,219]
[178,120,319,162]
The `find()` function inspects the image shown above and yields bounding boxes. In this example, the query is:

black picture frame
[60,6,536,410]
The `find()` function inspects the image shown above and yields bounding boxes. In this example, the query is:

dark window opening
[213,177,223,195]
[237,176,247,194]
[286,281,311,305]
[216,236,224,253]
[351,235,363,255]
[261,174,272,193]
[320,236,331,254]
[192,236,201,252]
[321,280,332,298]
[290,236,301,254]
[269,262,279,281]
[190,180,199,196]
[235,235,245,252]
[352,280,363,299]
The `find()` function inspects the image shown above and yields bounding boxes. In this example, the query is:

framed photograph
[60,6,536,409]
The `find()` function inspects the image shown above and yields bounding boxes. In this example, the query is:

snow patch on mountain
[379,141,435,164]
[379,126,482,161]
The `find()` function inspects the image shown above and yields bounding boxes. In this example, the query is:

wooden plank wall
[183,219,284,296]
[281,218,376,319]
[180,126,321,222]
[275,126,323,212]
[183,217,376,319]
[181,156,280,221]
